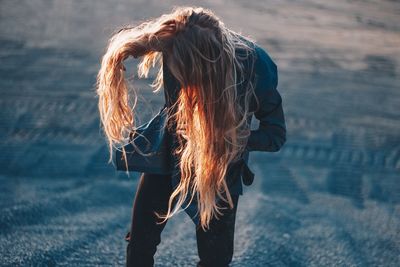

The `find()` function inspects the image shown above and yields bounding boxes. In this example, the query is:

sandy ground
[0,0,399,266]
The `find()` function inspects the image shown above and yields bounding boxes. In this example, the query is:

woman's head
[96,6,257,230]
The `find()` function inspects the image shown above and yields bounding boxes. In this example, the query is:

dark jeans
[125,172,239,267]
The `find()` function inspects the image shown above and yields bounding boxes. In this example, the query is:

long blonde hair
[96,6,257,230]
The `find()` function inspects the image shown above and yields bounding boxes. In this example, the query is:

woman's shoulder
[253,43,278,76]
[234,37,277,76]
[234,38,280,115]
[248,42,278,93]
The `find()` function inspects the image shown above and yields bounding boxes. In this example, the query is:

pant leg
[196,195,240,267]
[126,172,173,267]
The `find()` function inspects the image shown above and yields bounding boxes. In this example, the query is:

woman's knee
[196,195,239,266]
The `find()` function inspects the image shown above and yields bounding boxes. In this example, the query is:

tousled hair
[96,6,257,230]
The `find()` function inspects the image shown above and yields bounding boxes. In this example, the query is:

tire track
[0,178,133,234]
[1,206,130,266]
[280,142,400,170]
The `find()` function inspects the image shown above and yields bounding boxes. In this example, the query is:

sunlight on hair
[96,6,258,230]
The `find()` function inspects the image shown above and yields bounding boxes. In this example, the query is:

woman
[96,6,286,267]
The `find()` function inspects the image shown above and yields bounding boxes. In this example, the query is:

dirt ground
[0,0,399,266]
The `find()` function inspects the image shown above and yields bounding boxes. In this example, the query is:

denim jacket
[160,42,287,225]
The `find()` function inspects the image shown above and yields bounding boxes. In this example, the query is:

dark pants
[126,172,239,267]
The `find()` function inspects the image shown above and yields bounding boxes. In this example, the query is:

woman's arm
[246,45,287,152]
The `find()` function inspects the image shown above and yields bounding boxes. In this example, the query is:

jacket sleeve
[246,45,287,152]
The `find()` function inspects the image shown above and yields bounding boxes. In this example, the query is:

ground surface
[0,0,399,266]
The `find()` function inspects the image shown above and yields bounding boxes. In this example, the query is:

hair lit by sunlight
[96,6,258,230]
